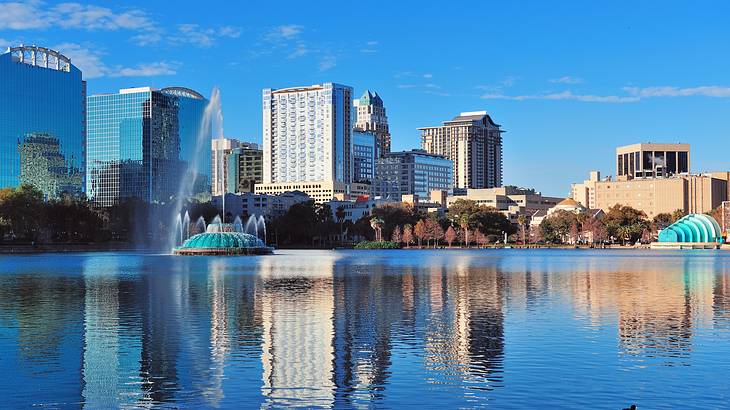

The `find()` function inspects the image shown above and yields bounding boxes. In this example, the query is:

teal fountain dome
[173,215,273,255]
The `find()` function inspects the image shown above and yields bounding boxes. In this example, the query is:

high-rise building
[212,138,241,196]
[258,83,353,201]
[419,111,504,189]
[616,142,690,179]
[226,143,262,193]
[0,45,85,196]
[160,87,211,195]
[353,90,390,156]
[87,86,209,206]
[352,130,376,184]
[374,149,453,200]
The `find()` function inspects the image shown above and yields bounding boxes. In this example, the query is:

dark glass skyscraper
[87,87,209,206]
[0,45,85,197]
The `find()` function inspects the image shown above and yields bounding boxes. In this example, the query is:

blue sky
[2,0,729,196]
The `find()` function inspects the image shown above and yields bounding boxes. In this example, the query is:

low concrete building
[212,191,310,219]
[255,181,348,203]
[447,186,563,223]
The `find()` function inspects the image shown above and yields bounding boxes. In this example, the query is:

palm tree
[370,217,384,242]
[517,214,527,245]
[460,214,471,247]
[335,206,346,244]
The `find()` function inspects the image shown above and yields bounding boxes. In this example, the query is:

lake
[1,249,729,408]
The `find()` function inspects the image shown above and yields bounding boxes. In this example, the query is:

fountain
[167,87,223,251]
[174,215,273,255]
[258,215,267,244]
[195,216,206,235]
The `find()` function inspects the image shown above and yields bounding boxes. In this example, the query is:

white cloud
[109,62,178,77]
[55,43,176,78]
[264,24,303,42]
[360,40,379,53]
[623,86,730,98]
[549,76,583,84]
[481,91,639,103]
[171,23,242,47]
[423,73,433,79]
[288,42,309,58]
[318,55,336,71]
[0,1,155,31]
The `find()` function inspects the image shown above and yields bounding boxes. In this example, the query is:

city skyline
[2,1,729,195]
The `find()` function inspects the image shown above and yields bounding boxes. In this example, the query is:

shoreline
[2,243,728,254]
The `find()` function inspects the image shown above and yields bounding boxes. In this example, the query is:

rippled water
[1,249,729,408]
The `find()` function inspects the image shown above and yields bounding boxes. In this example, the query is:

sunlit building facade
[419,111,503,189]
[0,45,85,196]
[353,90,390,156]
[226,142,262,193]
[262,83,353,185]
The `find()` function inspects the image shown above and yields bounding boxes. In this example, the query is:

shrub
[354,240,401,250]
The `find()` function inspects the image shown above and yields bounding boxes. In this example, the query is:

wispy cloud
[0,2,241,48]
[481,91,639,103]
[0,1,160,43]
[56,43,177,78]
[397,83,450,96]
[623,86,730,98]
[264,24,304,42]
[482,84,730,103]
[319,55,337,71]
[109,62,178,77]
[549,76,583,84]
[170,24,242,47]
[360,40,378,53]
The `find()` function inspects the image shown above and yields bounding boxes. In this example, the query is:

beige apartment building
[573,171,727,218]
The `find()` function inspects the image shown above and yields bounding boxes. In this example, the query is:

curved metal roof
[160,87,205,100]
[6,45,72,72]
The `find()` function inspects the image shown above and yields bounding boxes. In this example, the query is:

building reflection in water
[257,253,339,408]
[1,251,730,407]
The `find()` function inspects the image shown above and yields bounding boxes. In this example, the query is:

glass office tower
[160,87,211,195]
[0,45,85,197]
[375,150,453,200]
[87,87,209,206]
[353,130,376,183]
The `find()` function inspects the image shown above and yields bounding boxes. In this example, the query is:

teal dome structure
[657,214,724,244]
[174,223,273,255]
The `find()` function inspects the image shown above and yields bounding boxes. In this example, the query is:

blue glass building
[375,150,453,200]
[353,130,376,184]
[87,87,209,206]
[0,45,85,197]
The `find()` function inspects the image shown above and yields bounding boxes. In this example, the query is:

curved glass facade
[87,87,209,206]
[0,48,85,197]
[658,214,724,243]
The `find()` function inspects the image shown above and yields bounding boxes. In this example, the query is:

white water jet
[233,215,243,233]
[174,214,183,246]
[167,87,222,251]
[209,215,223,232]
[182,211,191,241]
[195,216,206,235]
[244,215,258,237]
[257,215,267,245]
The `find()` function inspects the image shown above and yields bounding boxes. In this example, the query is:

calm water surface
[1,249,729,409]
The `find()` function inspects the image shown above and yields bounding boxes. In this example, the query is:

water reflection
[0,250,729,408]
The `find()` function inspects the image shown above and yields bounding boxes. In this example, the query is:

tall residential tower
[353,90,390,156]
[257,83,353,202]
[419,111,504,189]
